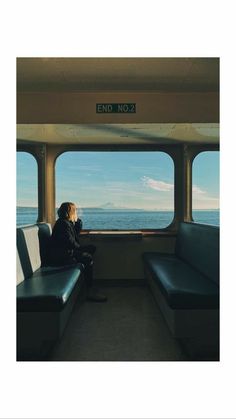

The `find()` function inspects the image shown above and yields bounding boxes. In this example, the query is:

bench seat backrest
[17,223,52,284]
[175,222,219,284]
[17,248,25,285]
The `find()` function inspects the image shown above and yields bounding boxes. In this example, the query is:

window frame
[190,147,219,225]
[17,149,39,225]
[55,145,177,233]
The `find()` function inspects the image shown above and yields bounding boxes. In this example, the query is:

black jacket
[50,218,82,265]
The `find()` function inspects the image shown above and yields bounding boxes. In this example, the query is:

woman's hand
[74,218,83,233]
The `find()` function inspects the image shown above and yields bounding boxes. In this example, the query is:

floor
[49,285,187,361]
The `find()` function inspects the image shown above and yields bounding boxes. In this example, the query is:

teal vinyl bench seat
[17,265,83,312]
[143,253,219,310]
[143,222,219,339]
[17,223,84,360]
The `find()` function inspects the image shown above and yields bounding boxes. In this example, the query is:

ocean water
[17,207,220,229]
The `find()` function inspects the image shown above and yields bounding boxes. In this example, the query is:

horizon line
[17,205,220,211]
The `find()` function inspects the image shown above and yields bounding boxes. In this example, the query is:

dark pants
[74,245,96,288]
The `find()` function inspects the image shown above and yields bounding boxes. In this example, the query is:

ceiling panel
[17,57,219,93]
[17,123,219,145]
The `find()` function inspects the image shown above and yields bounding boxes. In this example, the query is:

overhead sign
[96,103,136,114]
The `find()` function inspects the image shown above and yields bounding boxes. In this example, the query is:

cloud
[142,176,174,192]
[192,185,206,194]
[192,184,219,209]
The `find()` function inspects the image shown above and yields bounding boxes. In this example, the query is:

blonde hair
[57,202,77,221]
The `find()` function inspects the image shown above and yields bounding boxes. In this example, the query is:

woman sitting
[50,202,107,302]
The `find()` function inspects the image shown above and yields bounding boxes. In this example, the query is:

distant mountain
[80,207,104,211]
[99,202,118,209]
[82,202,146,211]
[99,202,140,210]
[81,203,140,210]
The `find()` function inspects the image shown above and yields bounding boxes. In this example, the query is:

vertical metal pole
[37,144,56,225]
[45,146,56,225]
[37,145,46,222]
[171,146,185,228]
[183,145,192,221]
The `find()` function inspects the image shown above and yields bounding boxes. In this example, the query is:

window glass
[192,151,219,226]
[17,152,38,226]
[56,151,174,230]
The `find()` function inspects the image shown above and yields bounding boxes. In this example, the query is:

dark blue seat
[175,222,219,285]
[17,265,83,312]
[143,222,219,310]
[16,223,84,359]
[143,253,219,309]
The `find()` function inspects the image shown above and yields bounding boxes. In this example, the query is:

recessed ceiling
[17,57,219,93]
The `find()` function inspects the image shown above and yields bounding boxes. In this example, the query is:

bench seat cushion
[175,222,219,284]
[17,265,83,312]
[143,253,219,310]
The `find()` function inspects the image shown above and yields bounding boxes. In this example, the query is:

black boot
[86,287,107,302]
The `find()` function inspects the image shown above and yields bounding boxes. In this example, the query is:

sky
[17,150,219,210]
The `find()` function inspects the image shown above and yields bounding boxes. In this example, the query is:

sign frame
[96,103,136,114]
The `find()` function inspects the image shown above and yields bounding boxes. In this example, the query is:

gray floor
[49,285,187,361]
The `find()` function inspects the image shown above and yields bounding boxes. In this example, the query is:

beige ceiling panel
[17,91,219,124]
[17,57,219,93]
[17,123,219,145]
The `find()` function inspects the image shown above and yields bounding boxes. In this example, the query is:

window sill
[80,230,176,239]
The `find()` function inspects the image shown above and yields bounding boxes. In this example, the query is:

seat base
[145,266,219,339]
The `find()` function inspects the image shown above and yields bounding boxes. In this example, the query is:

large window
[17,152,38,226]
[56,151,174,230]
[192,151,219,226]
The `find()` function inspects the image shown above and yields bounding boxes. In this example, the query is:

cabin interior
[16,58,219,361]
